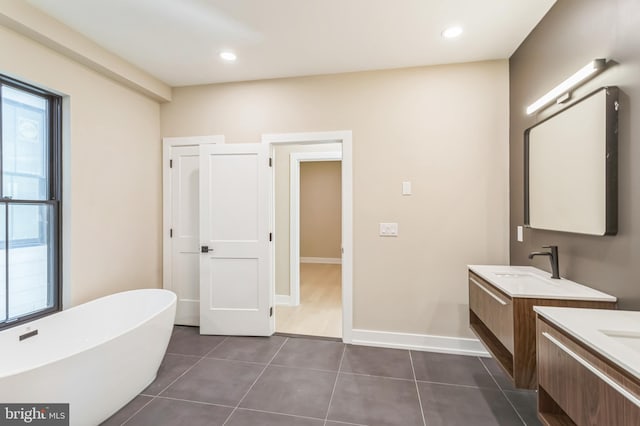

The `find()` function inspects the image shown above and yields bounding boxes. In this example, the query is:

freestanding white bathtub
[0,288,176,426]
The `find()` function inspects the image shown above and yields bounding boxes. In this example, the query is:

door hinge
[269,232,273,242]
[170,228,173,238]
[269,157,273,167]
[270,306,273,317]
[169,159,173,168]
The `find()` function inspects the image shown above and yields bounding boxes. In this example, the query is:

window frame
[0,74,62,330]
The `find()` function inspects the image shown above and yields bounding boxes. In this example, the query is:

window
[0,75,61,329]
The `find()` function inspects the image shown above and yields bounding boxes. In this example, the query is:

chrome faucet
[528,245,560,279]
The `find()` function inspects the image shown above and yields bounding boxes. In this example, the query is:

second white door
[199,143,272,336]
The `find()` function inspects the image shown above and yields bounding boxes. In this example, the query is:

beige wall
[300,161,341,259]
[0,24,162,306]
[161,61,510,338]
[273,143,341,296]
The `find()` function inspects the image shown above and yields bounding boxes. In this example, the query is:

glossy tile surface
[102,326,539,426]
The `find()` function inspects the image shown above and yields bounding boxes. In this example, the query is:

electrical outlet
[379,222,398,237]
[517,226,524,242]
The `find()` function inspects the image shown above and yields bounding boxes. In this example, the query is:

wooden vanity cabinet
[468,271,616,389]
[536,317,640,425]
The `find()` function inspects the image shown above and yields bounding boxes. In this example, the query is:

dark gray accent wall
[510,0,640,308]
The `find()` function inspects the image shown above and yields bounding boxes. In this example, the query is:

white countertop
[535,306,640,381]
[468,265,617,302]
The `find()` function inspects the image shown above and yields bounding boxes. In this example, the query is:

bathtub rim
[1,288,176,379]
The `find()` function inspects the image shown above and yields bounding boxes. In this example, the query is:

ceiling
[26,0,556,87]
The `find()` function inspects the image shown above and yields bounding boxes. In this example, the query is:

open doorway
[278,157,342,337]
[270,143,343,338]
[263,131,353,343]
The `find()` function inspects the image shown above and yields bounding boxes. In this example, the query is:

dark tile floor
[102,326,541,426]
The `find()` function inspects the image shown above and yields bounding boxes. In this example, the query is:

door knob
[201,246,213,253]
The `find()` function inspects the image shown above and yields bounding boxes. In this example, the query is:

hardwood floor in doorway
[275,263,342,338]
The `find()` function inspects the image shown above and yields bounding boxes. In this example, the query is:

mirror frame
[524,86,619,235]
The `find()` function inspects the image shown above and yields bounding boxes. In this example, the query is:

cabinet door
[469,274,514,353]
[624,377,640,425]
[537,319,629,425]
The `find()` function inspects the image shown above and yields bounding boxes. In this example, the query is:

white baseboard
[300,257,342,264]
[275,294,292,306]
[351,329,490,357]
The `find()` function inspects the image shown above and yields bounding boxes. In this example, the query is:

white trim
[162,135,224,316]
[290,150,342,306]
[352,329,491,357]
[262,131,354,343]
[61,96,72,309]
[300,257,342,264]
[275,294,292,306]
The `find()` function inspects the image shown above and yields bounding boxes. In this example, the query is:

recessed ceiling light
[442,26,463,39]
[219,51,237,62]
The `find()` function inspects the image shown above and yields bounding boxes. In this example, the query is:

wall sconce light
[526,58,606,115]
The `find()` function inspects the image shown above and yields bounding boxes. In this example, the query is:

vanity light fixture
[219,51,237,62]
[526,58,606,115]
[441,26,463,39]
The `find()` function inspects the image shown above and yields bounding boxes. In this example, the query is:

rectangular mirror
[524,86,618,235]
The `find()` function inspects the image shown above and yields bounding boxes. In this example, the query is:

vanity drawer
[469,273,514,354]
[537,318,640,425]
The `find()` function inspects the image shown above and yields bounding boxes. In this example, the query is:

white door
[199,143,272,335]
[169,145,201,325]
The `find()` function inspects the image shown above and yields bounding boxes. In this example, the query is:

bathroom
[0,0,639,425]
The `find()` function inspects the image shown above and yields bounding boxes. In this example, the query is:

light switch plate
[402,181,412,195]
[517,226,524,242]
[379,222,398,236]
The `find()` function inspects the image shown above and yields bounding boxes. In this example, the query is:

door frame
[289,151,342,307]
[162,135,224,320]
[262,131,353,343]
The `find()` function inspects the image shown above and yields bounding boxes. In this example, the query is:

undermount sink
[600,329,640,354]
[492,271,561,285]
[493,273,528,278]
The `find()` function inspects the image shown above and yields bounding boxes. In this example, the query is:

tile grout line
[148,396,367,426]
[120,335,229,426]
[159,336,230,395]
[323,344,347,426]
[202,355,269,367]
[116,395,156,426]
[414,378,506,390]
[340,370,416,382]
[478,357,528,426]
[150,395,235,409]
[221,337,290,426]
[409,351,427,426]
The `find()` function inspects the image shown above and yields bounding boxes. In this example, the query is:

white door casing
[199,143,272,336]
[262,131,353,343]
[163,135,224,326]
